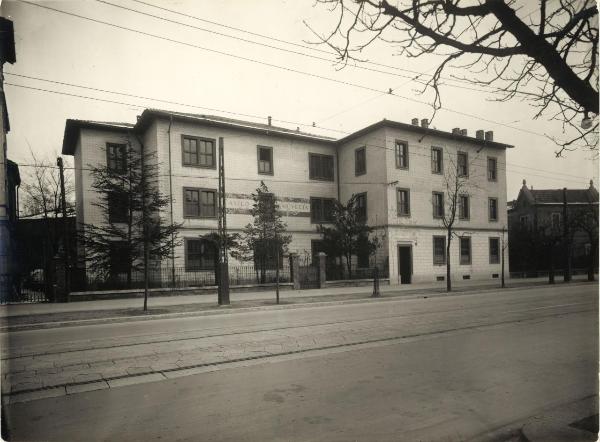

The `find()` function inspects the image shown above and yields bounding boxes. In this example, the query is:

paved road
[2,283,598,441]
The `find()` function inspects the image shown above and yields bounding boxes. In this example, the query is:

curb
[1,280,594,332]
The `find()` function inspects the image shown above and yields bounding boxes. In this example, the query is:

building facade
[62,110,512,284]
[508,180,599,273]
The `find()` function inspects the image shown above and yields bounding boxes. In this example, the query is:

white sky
[2,0,598,199]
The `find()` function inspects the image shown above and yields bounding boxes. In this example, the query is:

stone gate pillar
[318,252,327,289]
[290,253,300,290]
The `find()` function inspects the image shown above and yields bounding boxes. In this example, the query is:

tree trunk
[549,243,555,284]
[588,240,597,282]
[446,230,452,292]
[346,253,352,280]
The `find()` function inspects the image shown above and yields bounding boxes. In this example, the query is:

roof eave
[335,120,514,149]
[135,109,336,145]
[62,120,133,155]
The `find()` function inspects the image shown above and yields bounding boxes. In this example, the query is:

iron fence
[0,275,48,304]
[325,263,389,281]
[71,264,291,292]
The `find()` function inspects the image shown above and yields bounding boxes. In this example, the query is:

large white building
[62,109,512,284]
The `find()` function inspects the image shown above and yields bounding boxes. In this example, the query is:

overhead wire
[14,0,566,141]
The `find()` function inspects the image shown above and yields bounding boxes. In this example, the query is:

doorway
[398,245,412,284]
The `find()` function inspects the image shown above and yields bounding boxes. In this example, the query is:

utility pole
[501,226,506,288]
[217,137,230,305]
[563,188,572,282]
[141,141,150,311]
[57,157,70,295]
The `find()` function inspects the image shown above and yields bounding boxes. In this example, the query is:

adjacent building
[62,109,512,284]
[508,180,599,274]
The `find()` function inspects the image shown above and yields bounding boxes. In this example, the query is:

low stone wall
[68,283,294,302]
[324,279,390,288]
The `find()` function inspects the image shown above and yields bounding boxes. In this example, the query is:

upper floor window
[433,236,446,265]
[355,147,366,176]
[257,146,273,175]
[184,188,216,218]
[182,136,216,168]
[459,195,470,220]
[459,237,471,265]
[489,237,500,264]
[185,239,216,271]
[487,157,497,181]
[519,215,529,230]
[355,192,367,222]
[310,197,335,223]
[397,188,410,216]
[431,147,443,174]
[488,197,498,221]
[457,151,468,177]
[106,143,127,173]
[395,140,409,169]
[432,191,444,218]
[309,153,334,181]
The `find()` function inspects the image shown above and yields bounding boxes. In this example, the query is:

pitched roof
[62,119,135,154]
[531,188,599,204]
[136,109,336,144]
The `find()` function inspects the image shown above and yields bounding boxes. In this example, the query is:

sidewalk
[1,275,594,329]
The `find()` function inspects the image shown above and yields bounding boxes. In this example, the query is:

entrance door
[398,245,412,284]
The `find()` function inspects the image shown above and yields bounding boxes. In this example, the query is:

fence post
[318,252,327,289]
[290,253,300,290]
[53,252,67,302]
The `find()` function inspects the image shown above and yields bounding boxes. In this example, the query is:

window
[431,147,443,174]
[397,188,410,216]
[489,237,500,264]
[355,192,367,222]
[309,153,334,181]
[185,239,216,271]
[109,241,130,275]
[433,236,446,265]
[183,188,216,218]
[519,215,529,230]
[310,197,335,223]
[355,147,366,176]
[106,143,127,173]
[432,192,444,218]
[257,146,273,175]
[457,151,468,177]
[487,157,497,181]
[108,192,128,223]
[460,237,471,265]
[459,195,470,220]
[395,140,409,169]
[182,136,216,168]
[488,197,498,221]
[551,212,561,230]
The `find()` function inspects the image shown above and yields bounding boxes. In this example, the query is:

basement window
[462,275,471,280]
[436,276,445,281]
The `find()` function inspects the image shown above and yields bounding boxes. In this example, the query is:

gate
[297,265,320,289]
[0,274,48,304]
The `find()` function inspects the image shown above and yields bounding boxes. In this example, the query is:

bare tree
[309,0,598,155]
[569,197,599,281]
[435,150,480,291]
[20,149,74,218]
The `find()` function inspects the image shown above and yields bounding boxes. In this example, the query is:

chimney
[421,118,429,129]
[460,129,468,136]
[296,127,300,132]
[590,179,595,189]
[411,118,419,126]
[267,116,272,126]
[485,130,494,141]
[476,130,484,140]
[452,128,460,135]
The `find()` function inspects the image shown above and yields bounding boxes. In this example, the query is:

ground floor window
[109,241,130,275]
[459,237,471,265]
[433,236,446,265]
[489,237,500,264]
[185,239,216,271]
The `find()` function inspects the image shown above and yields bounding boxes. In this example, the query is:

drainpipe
[335,144,340,201]
[167,116,175,280]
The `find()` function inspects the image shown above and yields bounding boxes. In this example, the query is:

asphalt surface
[2,283,598,441]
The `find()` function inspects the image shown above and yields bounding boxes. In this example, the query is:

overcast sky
[2,0,598,199]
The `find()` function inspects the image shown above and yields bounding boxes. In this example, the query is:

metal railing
[71,264,291,292]
[325,264,389,281]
